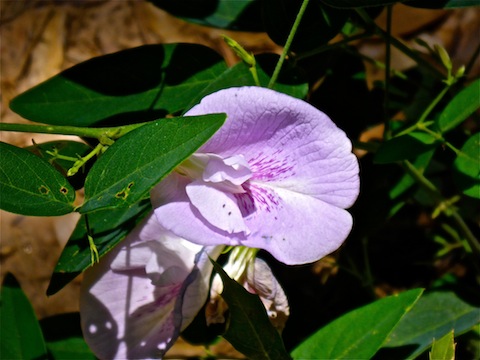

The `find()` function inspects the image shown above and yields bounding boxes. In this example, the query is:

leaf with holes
[0,142,75,216]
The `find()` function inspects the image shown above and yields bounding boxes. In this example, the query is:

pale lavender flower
[80,86,359,359]
[152,86,360,265]
[80,213,223,359]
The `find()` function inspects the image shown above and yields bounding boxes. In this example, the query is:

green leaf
[10,44,227,127]
[430,330,455,360]
[211,260,290,360]
[437,79,480,133]
[453,133,480,198]
[320,0,399,8]
[187,54,308,110]
[26,140,93,190]
[374,132,438,164]
[40,313,95,360]
[0,273,48,360]
[291,289,423,359]
[80,114,225,213]
[148,0,263,31]
[405,0,480,9]
[47,199,151,295]
[382,290,480,359]
[0,142,75,216]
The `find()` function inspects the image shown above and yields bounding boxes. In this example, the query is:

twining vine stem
[268,0,310,89]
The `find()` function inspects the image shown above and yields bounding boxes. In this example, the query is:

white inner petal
[203,154,252,186]
[186,180,250,234]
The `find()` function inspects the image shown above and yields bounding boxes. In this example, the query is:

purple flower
[152,87,359,265]
[80,213,223,359]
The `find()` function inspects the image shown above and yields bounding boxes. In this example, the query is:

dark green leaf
[0,142,75,216]
[211,260,291,360]
[374,132,438,164]
[320,0,400,7]
[148,0,263,31]
[430,330,455,360]
[0,273,48,360]
[291,289,423,359]
[40,313,95,360]
[405,0,480,9]
[263,0,350,52]
[80,114,225,213]
[453,133,480,199]
[186,54,308,110]
[382,290,480,359]
[26,140,93,190]
[437,78,480,133]
[47,200,151,295]
[10,44,227,127]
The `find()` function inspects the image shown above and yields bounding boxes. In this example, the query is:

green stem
[268,0,310,89]
[395,82,453,137]
[403,160,480,261]
[355,8,444,81]
[249,66,261,87]
[383,5,393,140]
[418,84,452,125]
[0,122,145,140]
[67,143,106,176]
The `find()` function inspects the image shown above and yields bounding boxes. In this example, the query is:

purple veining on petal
[248,150,295,182]
[235,183,281,216]
[235,189,256,218]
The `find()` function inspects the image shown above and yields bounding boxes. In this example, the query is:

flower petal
[152,173,248,247]
[186,86,359,209]
[241,184,353,265]
[80,213,215,359]
[186,180,249,234]
[246,258,289,331]
[203,154,252,185]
